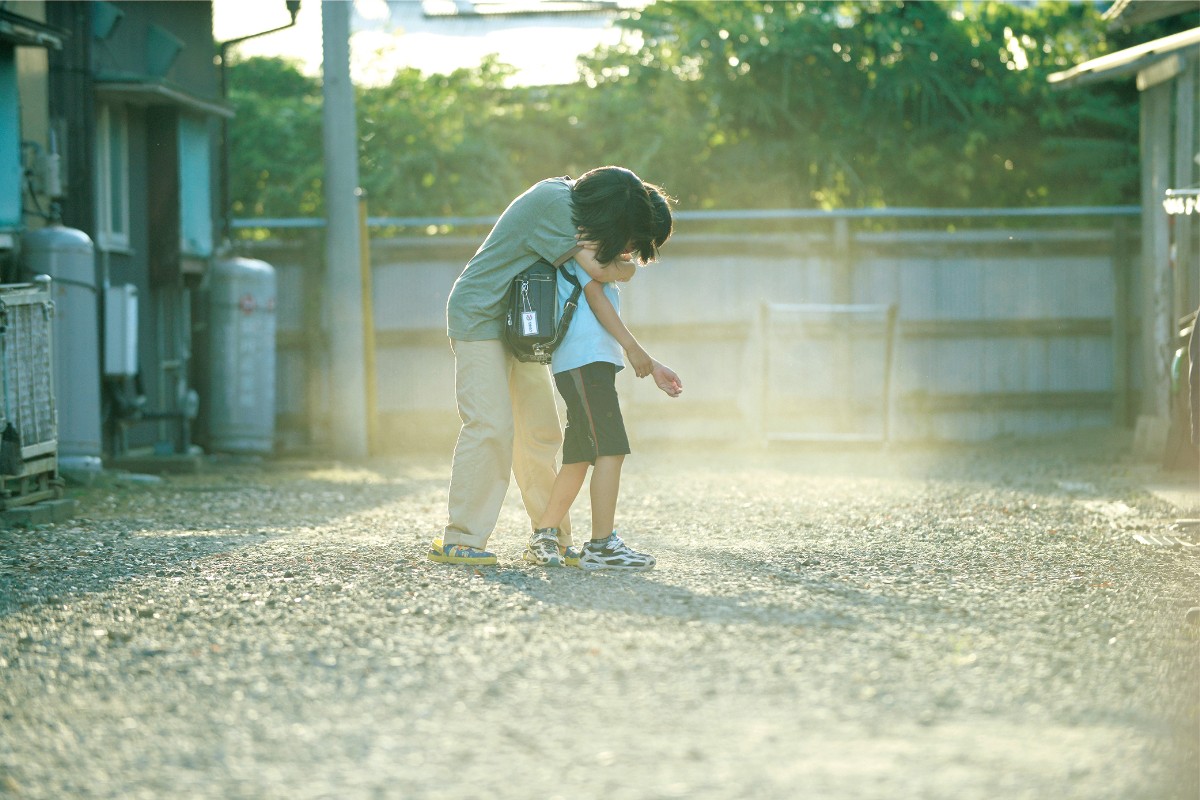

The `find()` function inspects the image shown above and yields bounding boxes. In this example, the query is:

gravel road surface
[1,433,1197,799]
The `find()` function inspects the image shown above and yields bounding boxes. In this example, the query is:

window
[177,114,212,257]
[95,102,129,250]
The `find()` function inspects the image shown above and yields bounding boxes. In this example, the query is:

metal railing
[231,205,1142,231]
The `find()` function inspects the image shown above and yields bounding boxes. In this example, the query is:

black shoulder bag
[503,258,582,365]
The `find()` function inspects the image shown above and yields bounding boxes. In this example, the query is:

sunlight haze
[212,0,637,86]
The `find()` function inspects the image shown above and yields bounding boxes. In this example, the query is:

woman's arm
[573,244,636,284]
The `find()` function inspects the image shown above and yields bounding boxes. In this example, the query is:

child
[524,185,682,571]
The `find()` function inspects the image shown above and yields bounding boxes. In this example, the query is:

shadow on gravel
[0,529,278,617]
[0,459,449,618]
[474,565,866,630]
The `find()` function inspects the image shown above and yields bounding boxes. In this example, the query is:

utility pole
[321,0,369,458]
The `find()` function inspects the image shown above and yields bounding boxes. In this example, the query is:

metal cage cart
[0,280,63,508]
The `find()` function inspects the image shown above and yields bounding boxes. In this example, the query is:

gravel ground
[0,431,1197,799]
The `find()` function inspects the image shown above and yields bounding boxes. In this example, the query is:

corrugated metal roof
[95,78,235,119]
[1047,26,1200,88]
[1103,0,1199,29]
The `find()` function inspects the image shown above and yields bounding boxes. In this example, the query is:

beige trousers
[443,338,571,549]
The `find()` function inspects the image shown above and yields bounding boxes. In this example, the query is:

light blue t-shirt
[551,261,624,375]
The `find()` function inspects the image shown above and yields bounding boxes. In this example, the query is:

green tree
[226,57,324,221]
[225,2,1189,226]
[587,0,1152,209]
[357,57,524,217]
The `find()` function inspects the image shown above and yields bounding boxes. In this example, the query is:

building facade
[4,1,232,462]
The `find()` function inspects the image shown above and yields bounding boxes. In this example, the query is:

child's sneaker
[522,527,563,567]
[562,545,581,568]
[428,537,497,565]
[578,533,656,571]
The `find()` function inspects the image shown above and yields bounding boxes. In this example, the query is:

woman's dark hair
[570,166,674,265]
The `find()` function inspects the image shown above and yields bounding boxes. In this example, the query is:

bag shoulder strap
[558,262,581,288]
[543,262,583,351]
[552,245,582,268]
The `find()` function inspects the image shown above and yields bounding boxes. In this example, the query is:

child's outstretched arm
[581,281,652,377]
[581,281,684,398]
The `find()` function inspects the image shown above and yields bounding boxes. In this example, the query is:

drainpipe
[216,0,301,247]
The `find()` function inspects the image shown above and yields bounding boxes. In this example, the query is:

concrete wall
[243,213,1140,453]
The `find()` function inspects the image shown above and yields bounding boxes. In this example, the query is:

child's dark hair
[571,166,674,265]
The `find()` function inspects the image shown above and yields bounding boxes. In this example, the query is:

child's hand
[651,362,683,398]
[626,345,653,378]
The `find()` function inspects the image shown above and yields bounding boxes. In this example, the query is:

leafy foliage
[582,0,1155,210]
[225,1,1192,228]
[226,57,324,219]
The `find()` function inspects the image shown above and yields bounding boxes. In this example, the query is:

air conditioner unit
[104,284,138,378]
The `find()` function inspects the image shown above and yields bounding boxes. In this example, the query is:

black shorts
[555,362,630,465]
